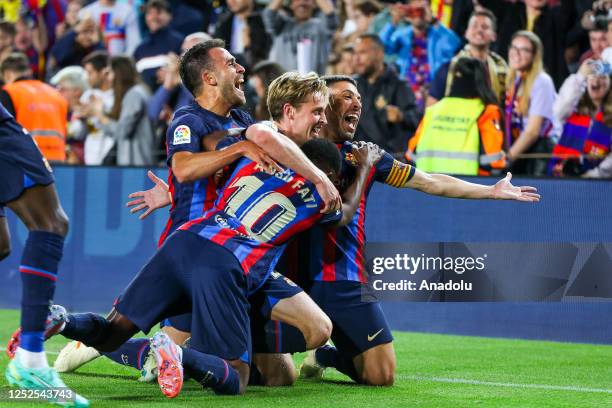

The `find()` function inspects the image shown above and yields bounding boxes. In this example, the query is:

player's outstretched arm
[246,123,342,213]
[172,139,278,183]
[126,171,172,220]
[405,170,541,202]
[338,143,384,225]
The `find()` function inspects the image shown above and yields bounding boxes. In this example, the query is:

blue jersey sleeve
[374,151,416,187]
[216,132,247,151]
[166,113,206,165]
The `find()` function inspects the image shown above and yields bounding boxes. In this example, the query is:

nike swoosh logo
[367,329,384,342]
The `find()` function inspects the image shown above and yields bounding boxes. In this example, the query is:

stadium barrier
[1,166,611,344]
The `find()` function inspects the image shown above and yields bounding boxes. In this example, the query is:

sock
[16,332,47,368]
[264,320,307,353]
[181,347,240,395]
[315,345,360,383]
[102,338,150,370]
[247,364,264,385]
[19,231,64,354]
[60,313,111,347]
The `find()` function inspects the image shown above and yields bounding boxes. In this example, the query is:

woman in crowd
[83,55,155,166]
[406,57,506,176]
[505,30,558,176]
[550,59,612,178]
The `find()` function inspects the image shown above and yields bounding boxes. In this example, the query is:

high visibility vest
[412,97,486,175]
[3,80,68,162]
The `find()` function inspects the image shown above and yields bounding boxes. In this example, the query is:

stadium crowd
[0,0,611,177]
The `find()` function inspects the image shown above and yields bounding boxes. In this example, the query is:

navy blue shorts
[0,131,54,205]
[161,269,303,351]
[115,230,252,363]
[307,281,393,358]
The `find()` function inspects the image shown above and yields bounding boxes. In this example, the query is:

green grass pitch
[1,308,612,407]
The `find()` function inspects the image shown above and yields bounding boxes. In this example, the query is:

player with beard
[47,56,340,387]
[294,75,541,386]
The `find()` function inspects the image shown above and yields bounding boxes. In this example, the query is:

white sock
[16,347,49,369]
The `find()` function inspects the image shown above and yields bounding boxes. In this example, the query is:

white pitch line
[399,375,612,395]
[0,347,59,356]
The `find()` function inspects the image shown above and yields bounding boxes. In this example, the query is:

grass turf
[1,308,611,407]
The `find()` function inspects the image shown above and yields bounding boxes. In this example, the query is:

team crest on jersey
[344,152,358,167]
[173,125,191,145]
[214,214,230,229]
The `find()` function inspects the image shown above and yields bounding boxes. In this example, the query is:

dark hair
[0,52,30,76]
[145,0,171,14]
[354,0,383,16]
[356,33,384,51]
[179,39,226,97]
[252,60,285,120]
[591,17,609,32]
[109,55,140,119]
[448,57,498,105]
[321,75,357,87]
[82,50,110,71]
[0,21,16,37]
[469,8,497,31]
[301,138,342,176]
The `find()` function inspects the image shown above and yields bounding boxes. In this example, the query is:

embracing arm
[246,123,341,212]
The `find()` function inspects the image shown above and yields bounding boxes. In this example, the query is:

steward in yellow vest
[405,57,506,176]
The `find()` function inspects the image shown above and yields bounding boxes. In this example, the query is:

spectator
[480,0,568,89]
[0,21,15,69]
[250,60,285,120]
[353,33,420,161]
[82,50,114,109]
[427,9,508,107]
[263,0,338,74]
[14,16,47,79]
[379,0,461,110]
[133,0,184,91]
[55,0,84,40]
[550,59,612,177]
[78,0,142,55]
[333,0,382,54]
[578,19,609,64]
[80,55,155,166]
[505,31,558,176]
[50,66,90,164]
[214,0,271,70]
[48,17,105,77]
[0,52,68,162]
[603,16,612,65]
[407,57,506,176]
[327,43,355,75]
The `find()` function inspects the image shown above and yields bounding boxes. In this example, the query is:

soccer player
[0,102,89,407]
[295,75,540,386]
[51,43,339,386]
[46,135,363,398]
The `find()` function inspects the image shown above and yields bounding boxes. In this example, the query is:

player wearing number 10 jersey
[49,138,344,398]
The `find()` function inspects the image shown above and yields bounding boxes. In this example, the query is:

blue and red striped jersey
[179,158,341,293]
[159,101,254,247]
[280,141,415,283]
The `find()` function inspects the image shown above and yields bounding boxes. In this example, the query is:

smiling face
[325,81,362,142]
[289,92,328,145]
[145,6,172,33]
[508,35,535,71]
[465,14,496,49]
[208,47,246,107]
